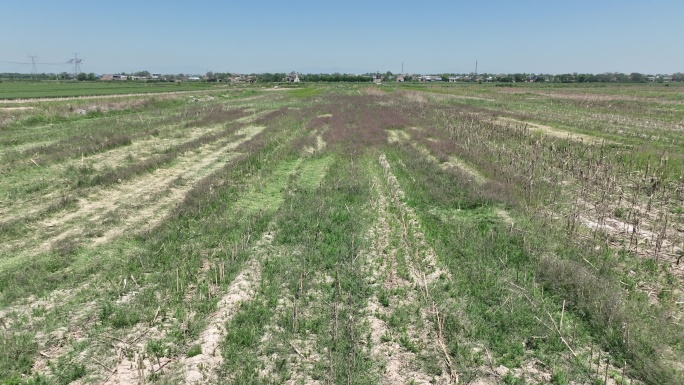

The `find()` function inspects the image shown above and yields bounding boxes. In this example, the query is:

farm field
[1,82,683,384]
[0,81,218,100]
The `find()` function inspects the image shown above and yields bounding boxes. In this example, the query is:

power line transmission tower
[67,53,82,78]
[28,55,39,78]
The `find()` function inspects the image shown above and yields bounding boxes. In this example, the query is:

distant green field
[0,81,217,99]
[287,86,324,98]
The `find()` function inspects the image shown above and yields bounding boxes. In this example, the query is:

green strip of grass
[0,81,215,99]
[218,153,377,383]
[288,87,324,98]
[268,154,376,384]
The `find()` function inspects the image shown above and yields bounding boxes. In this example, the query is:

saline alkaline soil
[1,82,683,384]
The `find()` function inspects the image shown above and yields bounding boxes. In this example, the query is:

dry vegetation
[1,82,683,384]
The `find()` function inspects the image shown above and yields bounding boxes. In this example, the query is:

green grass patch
[384,143,683,384]
[0,81,216,99]
[288,87,324,98]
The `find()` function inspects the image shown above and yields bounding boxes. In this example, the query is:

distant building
[188,76,201,81]
[420,75,442,82]
[232,74,254,83]
[100,74,114,81]
[285,72,300,82]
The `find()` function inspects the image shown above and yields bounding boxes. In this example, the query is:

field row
[1,84,682,384]
[0,81,220,100]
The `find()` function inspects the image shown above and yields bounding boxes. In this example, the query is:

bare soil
[496,117,608,144]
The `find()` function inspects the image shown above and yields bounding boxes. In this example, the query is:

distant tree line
[1,71,683,83]
[490,72,684,83]
[299,73,372,82]
[0,72,95,81]
[227,73,373,82]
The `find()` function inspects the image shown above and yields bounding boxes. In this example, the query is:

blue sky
[1,0,682,75]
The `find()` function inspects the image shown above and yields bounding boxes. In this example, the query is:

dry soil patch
[496,117,607,144]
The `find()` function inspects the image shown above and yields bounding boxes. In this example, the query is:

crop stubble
[1,84,682,384]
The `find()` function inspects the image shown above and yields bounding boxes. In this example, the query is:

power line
[67,53,82,77]
[0,56,75,77]
[0,60,67,65]
[0,65,27,72]
[0,60,30,64]
[28,55,38,77]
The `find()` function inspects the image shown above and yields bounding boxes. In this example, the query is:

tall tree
[630,72,646,83]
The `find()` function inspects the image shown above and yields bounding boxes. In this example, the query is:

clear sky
[1,0,682,75]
